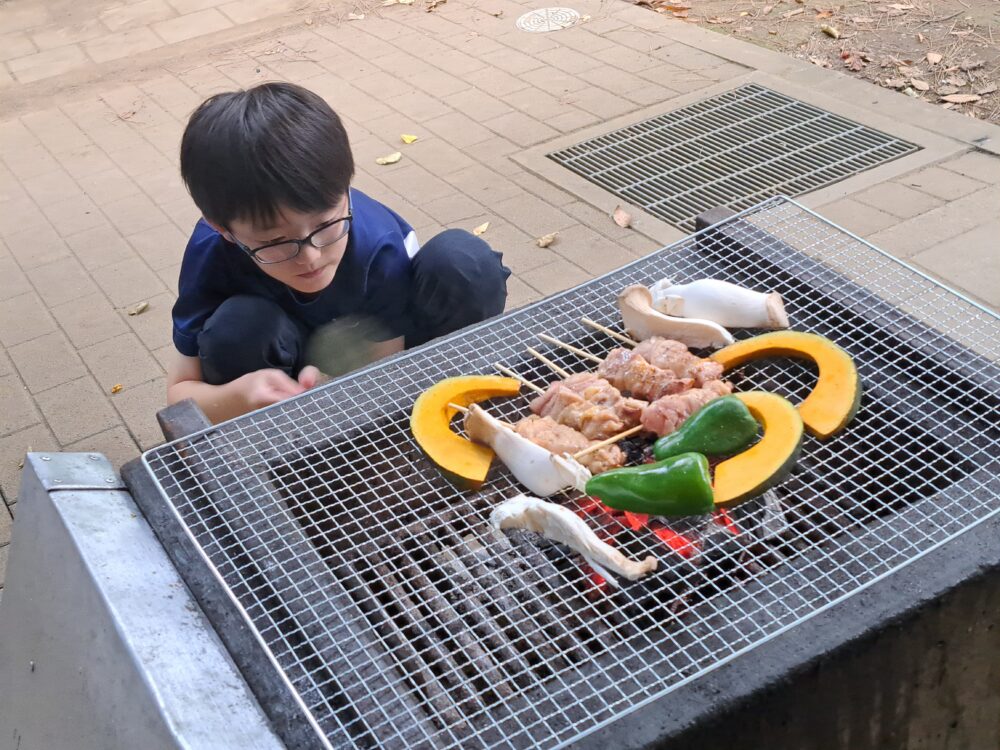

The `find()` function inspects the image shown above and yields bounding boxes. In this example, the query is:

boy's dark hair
[180,82,354,228]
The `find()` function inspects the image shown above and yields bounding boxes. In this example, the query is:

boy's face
[223,193,351,295]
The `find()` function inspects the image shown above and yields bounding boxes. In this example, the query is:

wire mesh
[142,197,999,750]
[548,84,921,231]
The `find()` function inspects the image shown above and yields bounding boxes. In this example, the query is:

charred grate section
[141,198,999,750]
[548,84,920,231]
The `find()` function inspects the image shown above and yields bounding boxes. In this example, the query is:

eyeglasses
[232,194,353,264]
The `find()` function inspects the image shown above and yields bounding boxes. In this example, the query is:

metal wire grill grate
[548,84,921,231]
[142,198,999,750]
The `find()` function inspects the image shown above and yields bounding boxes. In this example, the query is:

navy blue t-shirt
[172,189,419,357]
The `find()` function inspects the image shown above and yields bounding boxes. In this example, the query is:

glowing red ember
[652,527,698,558]
[714,508,741,536]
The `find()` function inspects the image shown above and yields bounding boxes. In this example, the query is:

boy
[167,82,510,422]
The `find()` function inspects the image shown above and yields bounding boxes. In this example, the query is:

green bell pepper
[584,452,714,516]
[653,395,759,461]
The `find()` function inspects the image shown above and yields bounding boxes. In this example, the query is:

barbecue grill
[5,197,998,750]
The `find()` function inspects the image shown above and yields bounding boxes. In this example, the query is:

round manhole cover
[515,7,581,32]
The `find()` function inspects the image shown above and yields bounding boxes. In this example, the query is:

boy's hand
[236,369,307,411]
[297,365,323,389]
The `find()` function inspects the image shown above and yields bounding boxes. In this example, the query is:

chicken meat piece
[633,336,725,387]
[640,379,733,436]
[513,415,624,475]
[597,348,694,401]
[490,494,658,585]
[530,372,647,440]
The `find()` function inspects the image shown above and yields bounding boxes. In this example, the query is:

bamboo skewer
[526,347,569,378]
[536,333,602,365]
[447,402,469,413]
[493,363,545,395]
[573,425,644,459]
[581,317,637,347]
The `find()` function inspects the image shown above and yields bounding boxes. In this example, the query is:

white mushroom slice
[618,284,734,349]
[649,278,789,329]
[464,405,591,497]
[490,494,658,583]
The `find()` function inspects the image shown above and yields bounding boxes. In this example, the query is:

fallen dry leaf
[820,24,840,38]
[884,78,907,89]
[976,83,998,96]
[810,56,832,68]
[937,85,960,96]
[536,232,558,248]
[375,151,402,165]
[425,0,446,11]
[815,9,834,18]
[761,4,773,12]
[472,221,490,236]
[945,76,967,87]
[851,16,874,23]
[487,8,503,16]
[400,134,419,144]
[940,94,981,104]
[707,16,734,23]
[843,52,866,71]
[111,384,123,394]
[782,7,804,18]
[612,206,633,229]
[910,79,929,92]
[304,17,313,24]
[346,12,365,20]
[916,32,925,43]
[960,59,985,71]
[127,301,149,316]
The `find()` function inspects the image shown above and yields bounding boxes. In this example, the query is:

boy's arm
[167,353,319,424]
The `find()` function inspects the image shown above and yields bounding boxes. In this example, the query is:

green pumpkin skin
[584,452,715,516]
[653,395,760,461]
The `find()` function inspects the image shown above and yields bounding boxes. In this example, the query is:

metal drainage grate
[548,83,920,231]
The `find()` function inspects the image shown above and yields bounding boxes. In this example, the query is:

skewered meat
[514,415,624,475]
[632,336,725,387]
[464,404,591,497]
[530,373,647,440]
[490,494,658,585]
[597,348,694,401]
[640,380,733,436]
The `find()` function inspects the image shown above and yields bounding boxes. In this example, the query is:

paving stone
[0,33,37,62]
[22,168,86,206]
[386,89,456,123]
[80,331,164,392]
[166,0,227,13]
[560,200,637,242]
[377,163,456,204]
[126,222,188,270]
[100,0,177,32]
[419,193,488,225]
[35,375,122,444]
[441,87,515,123]
[424,111,495,149]
[30,19,106,50]
[54,144,118,181]
[0,501,10,547]
[7,45,88,84]
[552,224,637,275]
[564,85,638,118]
[0,198,49,243]
[159,196,202,232]
[466,135,521,177]
[42,195,107,238]
[853,182,944,220]
[556,29,619,55]
[464,66,531,97]
[898,166,985,202]
[868,185,1000,258]
[911,220,1000,308]
[9,332,87,394]
[24,256,99,309]
[480,47,544,76]
[66,224,136,272]
[618,232,661,257]
[0,348,11,378]
[502,86,570,121]
[101,193,171,236]
[2,144,60,182]
[0,293,58,348]
[0,164,25,204]
[124,291,176,350]
[520,257,591,297]
[112,376,167,450]
[0,374,40,438]
[0,120,40,152]
[0,545,8,589]
[152,344,176,373]
[442,164,523,206]
[491,193,578,239]
[505,274,540,311]
[76,167,146,206]
[940,151,1000,184]
[814,198,899,239]
[0,425,58,503]
[138,73,203,117]
[483,110,559,147]
[92,257,168,307]
[399,138,478,177]
[509,170,576,208]
[66,425,141,474]
[51,291,130,349]
[473,220,548,274]
[4,224,70,269]
[519,67,589,97]
[425,47,489,76]
[410,68,470,98]
[156,261,182,291]
[218,0,299,24]
[0,256,31,302]
[106,141,175,180]
[20,109,91,155]
[535,45,605,74]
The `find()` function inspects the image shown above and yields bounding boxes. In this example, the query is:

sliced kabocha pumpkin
[712,391,804,507]
[410,375,521,490]
[710,331,861,439]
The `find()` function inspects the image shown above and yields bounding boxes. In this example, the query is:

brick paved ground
[1,0,998,590]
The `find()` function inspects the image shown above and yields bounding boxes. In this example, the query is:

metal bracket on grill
[27,452,125,492]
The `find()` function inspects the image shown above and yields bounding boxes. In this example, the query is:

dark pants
[198,229,510,385]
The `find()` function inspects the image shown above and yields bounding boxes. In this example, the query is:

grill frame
[547,84,921,231]
[131,197,999,750]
